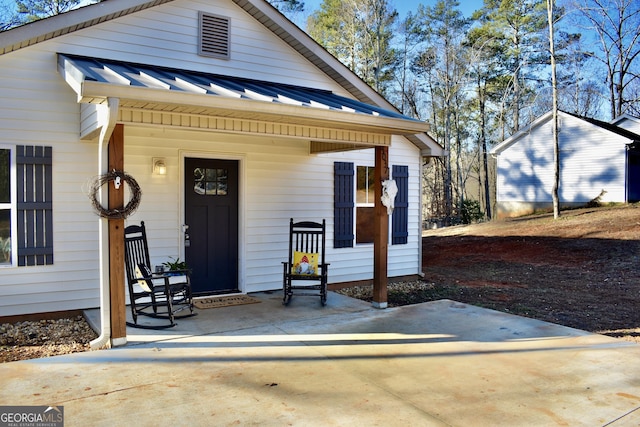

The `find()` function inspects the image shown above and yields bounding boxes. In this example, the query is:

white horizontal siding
[0,0,423,316]
[53,0,346,95]
[0,46,102,317]
[388,137,422,278]
[496,113,629,205]
[122,127,422,294]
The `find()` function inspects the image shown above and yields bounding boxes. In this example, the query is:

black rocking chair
[124,221,196,329]
[282,218,329,306]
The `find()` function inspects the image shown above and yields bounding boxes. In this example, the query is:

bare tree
[573,0,640,119]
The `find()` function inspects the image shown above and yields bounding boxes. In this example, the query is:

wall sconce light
[152,158,167,175]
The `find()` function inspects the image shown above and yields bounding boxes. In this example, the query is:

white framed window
[334,161,409,248]
[0,145,16,266]
[0,145,53,267]
[356,165,375,244]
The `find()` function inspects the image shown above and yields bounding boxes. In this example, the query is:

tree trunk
[479,80,492,220]
[548,0,560,219]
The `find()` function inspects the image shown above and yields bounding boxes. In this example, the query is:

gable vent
[199,12,230,59]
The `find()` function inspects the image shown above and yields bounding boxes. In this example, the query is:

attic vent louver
[199,12,230,59]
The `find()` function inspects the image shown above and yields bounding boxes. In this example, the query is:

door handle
[183,224,190,247]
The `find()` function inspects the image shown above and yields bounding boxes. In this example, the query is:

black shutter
[334,162,354,248]
[392,165,408,245]
[17,145,53,266]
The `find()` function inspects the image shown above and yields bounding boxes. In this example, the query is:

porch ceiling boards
[58,54,429,149]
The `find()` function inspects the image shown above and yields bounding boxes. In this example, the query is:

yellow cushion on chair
[292,251,319,275]
[135,264,154,292]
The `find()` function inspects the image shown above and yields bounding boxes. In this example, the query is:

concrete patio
[2,291,640,426]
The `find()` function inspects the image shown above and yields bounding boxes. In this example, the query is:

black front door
[184,157,239,295]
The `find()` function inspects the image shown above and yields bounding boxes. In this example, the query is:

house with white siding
[611,114,640,134]
[0,0,442,341]
[491,110,640,218]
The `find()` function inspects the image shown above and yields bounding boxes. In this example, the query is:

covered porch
[57,54,438,347]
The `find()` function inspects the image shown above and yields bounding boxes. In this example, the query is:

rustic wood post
[372,145,389,308]
[108,124,127,340]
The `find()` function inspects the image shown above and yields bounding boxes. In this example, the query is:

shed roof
[58,53,430,144]
[59,54,419,124]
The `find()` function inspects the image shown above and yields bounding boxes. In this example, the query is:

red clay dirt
[421,205,640,341]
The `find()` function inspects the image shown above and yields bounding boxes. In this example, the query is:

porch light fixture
[153,158,167,175]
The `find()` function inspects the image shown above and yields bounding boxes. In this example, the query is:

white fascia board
[81,81,430,135]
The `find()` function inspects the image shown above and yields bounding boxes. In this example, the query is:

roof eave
[0,0,174,55]
[81,81,429,135]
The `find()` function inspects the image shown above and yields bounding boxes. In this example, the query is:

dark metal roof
[59,54,419,122]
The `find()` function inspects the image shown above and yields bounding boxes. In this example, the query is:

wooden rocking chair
[124,221,195,329]
[282,219,329,306]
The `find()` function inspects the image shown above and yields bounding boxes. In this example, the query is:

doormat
[193,295,261,309]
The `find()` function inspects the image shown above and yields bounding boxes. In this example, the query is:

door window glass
[194,167,228,196]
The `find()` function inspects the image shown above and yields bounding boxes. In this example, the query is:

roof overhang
[58,54,429,151]
[491,110,640,156]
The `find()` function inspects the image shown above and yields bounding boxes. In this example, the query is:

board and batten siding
[496,113,628,208]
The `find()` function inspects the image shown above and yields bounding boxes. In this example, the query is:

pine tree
[308,0,398,95]
[14,0,82,24]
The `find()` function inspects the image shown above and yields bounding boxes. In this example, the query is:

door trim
[179,150,246,293]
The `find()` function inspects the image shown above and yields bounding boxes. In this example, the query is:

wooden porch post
[108,124,127,340]
[372,145,389,308]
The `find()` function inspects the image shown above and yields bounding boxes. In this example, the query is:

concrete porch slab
[2,292,640,426]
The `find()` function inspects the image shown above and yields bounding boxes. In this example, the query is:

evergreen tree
[269,0,304,13]
[412,0,470,222]
[465,23,510,219]
[14,0,83,24]
[308,0,398,95]
[473,0,548,134]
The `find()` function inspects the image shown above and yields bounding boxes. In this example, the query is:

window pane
[0,149,9,203]
[217,169,228,195]
[356,207,374,243]
[205,181,216,195]
[366,168,374,203]
[357,166,375,204]
[0,209,10,265]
